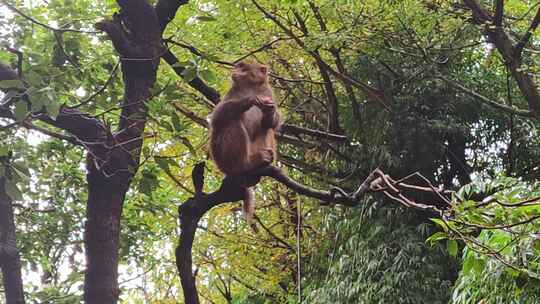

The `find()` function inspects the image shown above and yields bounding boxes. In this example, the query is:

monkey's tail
[243,188,258,232]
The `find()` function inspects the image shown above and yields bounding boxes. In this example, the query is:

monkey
[209,61,281,226]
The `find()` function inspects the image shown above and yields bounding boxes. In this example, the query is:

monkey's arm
[210,97,255,129]
[261,110,281,129]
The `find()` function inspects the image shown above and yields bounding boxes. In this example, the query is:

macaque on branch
[209,61,281,225]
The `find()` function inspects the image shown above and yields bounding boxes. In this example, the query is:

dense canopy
[1,0,540,303]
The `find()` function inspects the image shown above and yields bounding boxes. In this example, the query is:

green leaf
[171,111,183,132]
[151,83,163,96]
[430,218,448,232]
[0,79,24,89]
[31,97,44,112]
[162,121,174,133]
[533,239,540,255]
[0,146,9,157]
[155,157,171,171]
[25,71,43,86]
[14,101,28,122]
[472,258,486,274]
[12,162,30,179]
[200,69,217,82]
[172,61,191,68]
[182,66,198,82]
[179,136,197,156]
[45,100,61,120]
[4,179,23,201]
[426,231,447,247]
[447,240,458,257]
[462,256,474,275]
[138,169,159,195]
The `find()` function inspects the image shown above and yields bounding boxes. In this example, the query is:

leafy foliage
[2,0,540,303]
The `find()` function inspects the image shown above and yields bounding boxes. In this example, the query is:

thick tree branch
[22,121,81,145]
[1,60,109,143]
[162,49,221,103]
[514,6,540,58]
[493,0,504,27]
[155,0,189,33]
[463,0,540,114]
[462,0,492,23]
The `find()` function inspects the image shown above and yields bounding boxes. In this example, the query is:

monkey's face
[232,61,268,85]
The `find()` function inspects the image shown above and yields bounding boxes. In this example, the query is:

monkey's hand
[254,96,276,113]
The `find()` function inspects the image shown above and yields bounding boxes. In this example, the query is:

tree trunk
[83,172,130,303]
[0,178,25,304]
[176,209,200,304]
[82,0,161,301]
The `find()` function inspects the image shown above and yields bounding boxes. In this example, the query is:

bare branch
[162,49,221,104]
[462,0,492,24]
[155,0,189,33]
[493,0,504,26]
[22,122,81,146]
[438,75,534,117]
[69,60,120,109]
[514,6,540,58]
[280,124,347,143]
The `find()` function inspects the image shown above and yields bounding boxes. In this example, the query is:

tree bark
[83,172,131,303]
[83,0,162,302]
[0,178,25,304]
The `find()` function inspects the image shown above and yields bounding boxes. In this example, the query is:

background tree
[1,0,540,303]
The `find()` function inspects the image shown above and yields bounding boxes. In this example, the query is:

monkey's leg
[244,135,274,172]
[214,122,252,175]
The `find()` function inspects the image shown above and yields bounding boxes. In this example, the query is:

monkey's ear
[260,66,268,74]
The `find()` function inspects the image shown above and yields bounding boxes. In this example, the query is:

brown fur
[209,61,281,225]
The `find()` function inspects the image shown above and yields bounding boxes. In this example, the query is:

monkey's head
[231,61,268,85]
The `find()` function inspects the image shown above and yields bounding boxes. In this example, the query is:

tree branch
[463,0,540,114]
[175,163,450,303]
[438,75,534,117]
[155,0,189,33]
[0,60,109,142]
[280,124,347,143]
[514,6,540,58]
[493,0,504,27]
[162,49,221,104]
[22,121,81,145]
